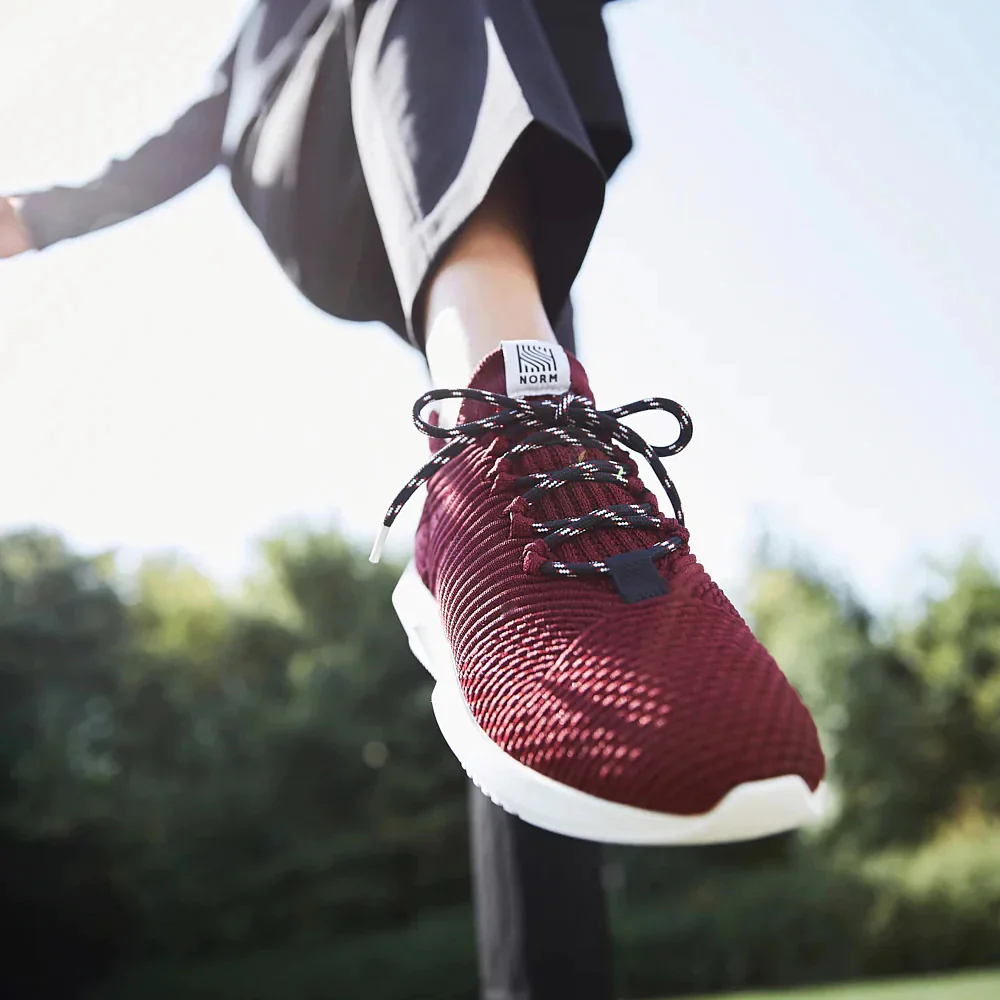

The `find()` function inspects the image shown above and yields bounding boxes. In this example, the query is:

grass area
[670,968,1000,1000]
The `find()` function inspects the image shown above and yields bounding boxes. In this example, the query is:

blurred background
[0,1,998,998]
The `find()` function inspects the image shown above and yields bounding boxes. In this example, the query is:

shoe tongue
[458,341,593,424]
[458,342,664,566]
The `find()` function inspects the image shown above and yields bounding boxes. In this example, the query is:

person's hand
[0,197,34,258]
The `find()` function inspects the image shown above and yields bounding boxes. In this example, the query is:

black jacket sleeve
[18,52,235,250]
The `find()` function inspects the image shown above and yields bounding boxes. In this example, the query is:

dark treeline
[1,529,998,999]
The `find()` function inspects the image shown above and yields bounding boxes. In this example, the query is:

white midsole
[392,561,826,845]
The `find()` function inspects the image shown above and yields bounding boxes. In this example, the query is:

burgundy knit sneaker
[372,341,826,844]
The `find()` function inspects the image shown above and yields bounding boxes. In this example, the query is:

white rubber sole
[393,562,827,845]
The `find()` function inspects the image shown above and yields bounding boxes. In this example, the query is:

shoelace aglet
[369,524,390,564]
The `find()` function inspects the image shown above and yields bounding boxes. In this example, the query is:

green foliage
[748,550,1000,850]
[900,554,1000,817]
[749,561,873,745]
[613,823,1000,998]
[1,526,468,992]
[130,557,229,664]
[2,527,1000,998]
[614,855,871,997]
[860,818,1000,977]
[91,907,477,1000]
[0,531,128,834]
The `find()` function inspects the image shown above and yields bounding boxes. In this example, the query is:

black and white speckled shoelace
[369,388,694,579]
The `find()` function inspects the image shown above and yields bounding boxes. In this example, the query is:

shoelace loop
[370,389,693,573]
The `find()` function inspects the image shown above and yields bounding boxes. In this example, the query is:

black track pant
[296,0,632,345]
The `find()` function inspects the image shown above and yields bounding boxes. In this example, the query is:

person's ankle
[421,160,555,394]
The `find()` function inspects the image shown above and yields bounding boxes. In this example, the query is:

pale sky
[1,0,997,615]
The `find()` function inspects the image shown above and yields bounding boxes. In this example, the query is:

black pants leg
[347,0,618,344]
[469,787,614,1000]
[296,0,632,343]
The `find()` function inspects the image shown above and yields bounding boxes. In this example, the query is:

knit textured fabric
[414,348,824,815]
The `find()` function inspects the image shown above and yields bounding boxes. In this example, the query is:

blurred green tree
[748,549,1000,850]
[3,525,999,998]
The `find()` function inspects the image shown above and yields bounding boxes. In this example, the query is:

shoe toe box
[482,585,826,817]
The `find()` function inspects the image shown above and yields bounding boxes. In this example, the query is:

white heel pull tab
[369,525,390,564]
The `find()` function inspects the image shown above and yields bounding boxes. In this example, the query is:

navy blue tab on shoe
[605,548,669,604]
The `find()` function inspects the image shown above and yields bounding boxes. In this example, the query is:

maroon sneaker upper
[397,345,825,815]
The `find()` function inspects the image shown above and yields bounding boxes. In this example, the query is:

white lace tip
[369,525,390,564]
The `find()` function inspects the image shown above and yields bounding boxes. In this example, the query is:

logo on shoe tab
[501,341,572,398]
[516,343,559,384]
